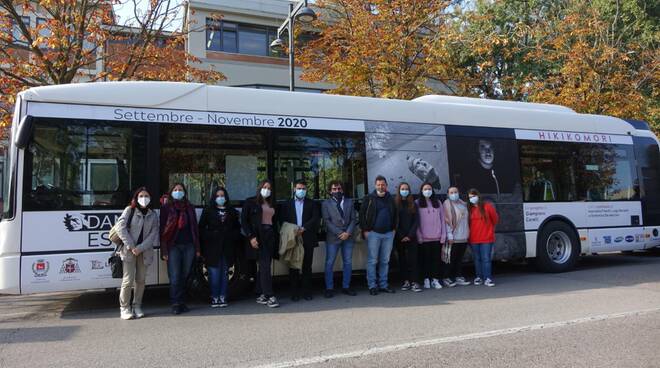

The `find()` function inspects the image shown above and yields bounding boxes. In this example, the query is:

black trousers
[290,244,315,296]
[395,237,420,283]
[420,241,442,280]
[445,242,468,280]
[255,226,275,297]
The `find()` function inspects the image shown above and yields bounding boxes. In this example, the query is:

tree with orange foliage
[449,0,658,130]
[297,0,462,100]
[0,0,225,137]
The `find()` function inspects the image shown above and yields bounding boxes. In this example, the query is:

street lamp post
[270,0,317,92]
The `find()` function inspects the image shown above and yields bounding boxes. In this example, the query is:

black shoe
[303,293,313,301]
[342,288,357,296]
[291,294,300,302]
[369,288,379,295]
[171,305,181,315]
[179,304,190,313]
[379,287,396,294]
[324,290,334,298]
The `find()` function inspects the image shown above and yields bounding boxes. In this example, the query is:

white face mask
[422,189,433,198]
[469,196,479,204]
[260,188,271,198]
[138,197,150,208]
[449,193,459,201]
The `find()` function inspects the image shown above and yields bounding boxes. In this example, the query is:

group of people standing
[112,175,499,319]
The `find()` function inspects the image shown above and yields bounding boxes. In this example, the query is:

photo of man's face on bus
[478,139,495,170]
[447,135,522,201]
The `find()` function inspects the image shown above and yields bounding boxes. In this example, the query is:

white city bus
[1,82,659,295]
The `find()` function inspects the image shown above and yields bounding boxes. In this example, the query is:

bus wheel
[535,221,579,273]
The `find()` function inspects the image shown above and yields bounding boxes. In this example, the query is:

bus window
[575,144,636,201]
[520,141,578,202]
[521,141,638,202]
[23,119,147,210]
[273,131,366,200]
[160,125,267,206]
[0,146,6,213]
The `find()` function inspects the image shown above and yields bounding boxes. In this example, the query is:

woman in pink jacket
[416,182,453,289]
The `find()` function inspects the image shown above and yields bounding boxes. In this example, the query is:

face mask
[422,189,433,198]
[260,188,271,198]
[171,190,184,200]
[469,196,479,204]
[376,189,387,196]
[295,189,307,199]
[215,196,226,206]
[449,193,459,201]
[399,190,410,198]
[138,197,150,208]
[332,191,344,201]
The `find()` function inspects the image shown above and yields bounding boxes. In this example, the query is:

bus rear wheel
[535,221,580,273]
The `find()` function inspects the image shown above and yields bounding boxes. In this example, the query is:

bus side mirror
[14,115,34,150]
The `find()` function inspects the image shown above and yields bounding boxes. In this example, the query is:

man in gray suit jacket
[321,180,358,298]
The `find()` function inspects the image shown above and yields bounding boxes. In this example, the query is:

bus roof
[19,81,637,136]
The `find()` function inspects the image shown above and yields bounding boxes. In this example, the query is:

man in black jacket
[359,175,399,295]
[280,180,320,301]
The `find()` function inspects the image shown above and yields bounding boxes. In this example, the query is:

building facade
[185,0,332,92]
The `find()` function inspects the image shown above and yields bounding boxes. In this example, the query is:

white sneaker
[431,278,443,289]
[423,278,431,289]
[120,307,133,320]
[133,305,145,318]
[473,277,483,286]
[401,280,411,291]
[484,278,495,287]
[455,277,471,286]
[442,278,457,288]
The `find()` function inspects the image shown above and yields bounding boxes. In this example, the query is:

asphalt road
[2,251,660,368]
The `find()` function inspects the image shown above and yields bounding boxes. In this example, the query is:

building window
[13,16,30,45]
[206,19,285,57]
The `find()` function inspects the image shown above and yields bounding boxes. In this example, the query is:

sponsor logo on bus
[625,236,635,243]
[614,236,624,243]
[60,258,81,274]
[32,260,49,277]
[62,213,120,247]
[90,260,106,270]
[603,236,612,244]
[635,234,645,242]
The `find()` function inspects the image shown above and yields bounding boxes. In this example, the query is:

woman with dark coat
[160,183,200,315]
[199,187,241,308]
[241,180,280,308]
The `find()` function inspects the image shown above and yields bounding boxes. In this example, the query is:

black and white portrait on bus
[364,121,450,193]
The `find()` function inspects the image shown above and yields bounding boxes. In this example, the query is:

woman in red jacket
[467,189,499,287]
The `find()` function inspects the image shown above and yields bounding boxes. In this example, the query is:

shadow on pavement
[0,326,80,343]
[51,251,660,320]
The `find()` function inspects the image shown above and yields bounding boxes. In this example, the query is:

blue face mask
[215,196,226,206]
[171,190,185,200]
[295,189,307,199]
[399,190,410,198]
[449,193,459,201]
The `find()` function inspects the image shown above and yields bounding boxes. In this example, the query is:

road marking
[253,307,660,368]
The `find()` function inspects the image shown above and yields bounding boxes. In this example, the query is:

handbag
[108,208,136,279]
[108,246,124,278]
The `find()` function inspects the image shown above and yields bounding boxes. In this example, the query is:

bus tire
[535,221,580,273]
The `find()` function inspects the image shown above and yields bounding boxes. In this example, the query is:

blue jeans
[366,231,394,289]
[167,243,195,305]
[325,239,355,290]
[471,243,493,280]
[207,256,229,299]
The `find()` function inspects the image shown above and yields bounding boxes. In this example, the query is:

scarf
[162,200,189,245]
